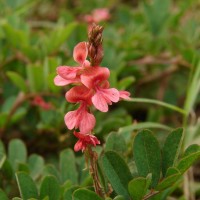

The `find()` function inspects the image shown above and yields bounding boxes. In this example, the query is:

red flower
[64,102,95,134]
[73,131,100,152]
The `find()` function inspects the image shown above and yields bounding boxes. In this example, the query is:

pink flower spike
[119,91,131,100]
[92,88,119,112]
[54,75,79,86]
[57,66,81,80]
[64,103,96,134]
[73,42,88,65]
[73,131,100,152]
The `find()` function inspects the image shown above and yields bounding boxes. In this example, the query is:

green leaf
[6,71,28,92]
[73,188,103,200]
[105,132,126,154]
[128,176,150,200]
[1,160,14,179]
[44,23,77,55]
[8,139,27,170]
[18,162,29,173]
[40,175,60,200]
[43,164,60,181]
[177,145,200,174]
[162,128,183,176]
[113,196,125,200]
[133,130,161,188]
[3,24,29,48]
[183,144,200,157]
[26,64,45,92]
[59,149,78,184]
[156,167,181,191]
[118,76,135,90]
[16,172,39,200]
[28,154,44,180]
[0,189,9,200]
[101,151,132,199]
[63,186,79,200]
[127,98,186,115]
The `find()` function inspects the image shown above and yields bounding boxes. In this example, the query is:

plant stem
[86,146,104,197]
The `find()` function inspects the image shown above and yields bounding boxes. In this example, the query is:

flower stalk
[86,146,104,197]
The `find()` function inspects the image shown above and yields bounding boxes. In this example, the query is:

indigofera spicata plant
[0,4,200,199]
[54,24,130,196]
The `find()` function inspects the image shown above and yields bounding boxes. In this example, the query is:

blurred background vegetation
[0,0,200,198]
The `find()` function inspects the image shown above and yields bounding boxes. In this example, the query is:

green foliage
[59,149,78,184]
[105,132,127,154]
[40,175,61,200]
[101,151,132,199]
[28,154,44,180]
[6,71,28,93]
[16,172,39,200]
[133,130,161,188]
[162,128,183,176]
[128,176,151,200]
[8,139,27,171]
[73,188,103,200]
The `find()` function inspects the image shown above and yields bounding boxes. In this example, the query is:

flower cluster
[54,40,130,152]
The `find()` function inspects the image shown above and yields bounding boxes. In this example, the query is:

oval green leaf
[128,177,149,200]
[162,128,183,176]
[40,175,60,200]
[177,145,200,174]
[16,172,39,200]
[59,149,78,184]
[7,71,28,92]
[28,154,44,180]
[8,139,27,170]
[73,188,103,200]
[156,167,181,191]
[133,130,161,188]
[101,151,132,199]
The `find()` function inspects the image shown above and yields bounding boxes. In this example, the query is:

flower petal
[64,111,77,130]
[81,66,110,88]
[119,91,130,100]
[65,85,93,104]
[79,111,96,134]
[92,92,108,112]
[73,42,88,65]
[74,140,85,152]
[57,66,81,79]
[54,75,75,86]
[102,88,119,103]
